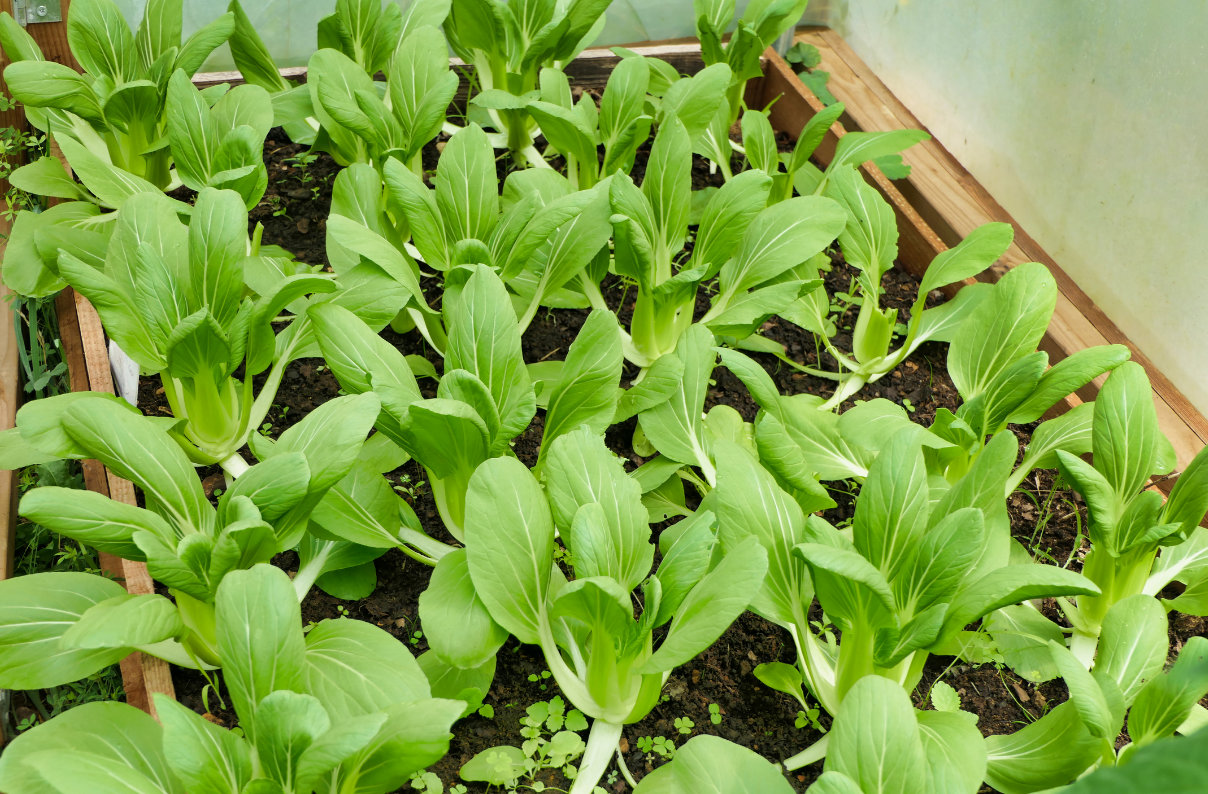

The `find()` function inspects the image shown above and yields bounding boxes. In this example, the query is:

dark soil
[135,122,1208,794]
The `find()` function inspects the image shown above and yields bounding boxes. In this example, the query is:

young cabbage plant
[446,0,611,164]
[695,0,812,145]
[461,427,769,793]
[801,675,986,794]
[0,0,233,189]
[164,69,274,209]
[2,62,274,296]
[608,118,845,368]
[0,564,464,794]
[526,57,653,190]
[0,392,378,684]
[720,262,1130,496]
[307,24,459,173]
[985,595,1208,794]
[311,264,544,549]
[789,166,1016,408]
[631,734,798,793]
[0,188,413,476]
[712,426,1099,769]
[739,103,845,205]
[382,124,614,332]
[1047,362,1208,665]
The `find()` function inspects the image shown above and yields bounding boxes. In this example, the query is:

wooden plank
[0,223,17,584]
[793,28,1207,474]
[71,292,174,716]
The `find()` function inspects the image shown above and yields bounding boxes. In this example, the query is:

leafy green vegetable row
[2,1,1208,792]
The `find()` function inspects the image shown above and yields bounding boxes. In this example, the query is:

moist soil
[148,131,1208,794]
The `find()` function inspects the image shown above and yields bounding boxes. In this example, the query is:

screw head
[36,5,47,16]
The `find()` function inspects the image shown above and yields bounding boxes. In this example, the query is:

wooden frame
[3,29,1204,734]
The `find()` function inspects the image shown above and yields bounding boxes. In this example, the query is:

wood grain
[71,292,175,715]
[0,218,17,584]
[793,28,1207,477]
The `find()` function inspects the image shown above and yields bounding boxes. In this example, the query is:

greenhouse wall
[827,0,1208,416]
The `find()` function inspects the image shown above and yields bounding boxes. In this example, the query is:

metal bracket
[12,0,62,27]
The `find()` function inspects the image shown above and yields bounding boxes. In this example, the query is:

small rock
[691,669,700,684]
[436,140,447,153]
[395,618,407,628]
[287,188,309,199]
[297,218,310,234]
[747,650,757,662]
[1011,681,1031,702]
[202,713,224,725]
[201,472,225,497]
[619,738,629,753]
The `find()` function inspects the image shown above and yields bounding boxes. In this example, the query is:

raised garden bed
[4,30,1207,794]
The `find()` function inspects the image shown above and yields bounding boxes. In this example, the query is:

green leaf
[948,261,1057,401]
[935,564,1099,650]
[640,324,717,482]
[1014,401,1095,479]
[1010,346,1128,424]
[1129,636,1208,746]
[1096,594,1168,707]
[9,156,89,200]
[417,650,496,717]
[659,63,732,144]
[545,427,652,590]
[19,485,172,560]
[464,457,554,645]
[983,604,1064,683]
[648,734,797,793]
[62,398,214,536]
[614,350,685,423]
[155,694,251,794]
[539,309,623,460]
[915,709,987,794]
[216,565,306,739]
[721,195,847,295]
[227,0,290,91]
[0,572,130,689]
[446,265,536,442]
[690,169,774,279]
[253,690,331,790]
[917,223,1012,297]
[826,164,897,288]
[60,593,183,650]
[853,428,929,581]
[1094,361,1160,501]
[174,12,235,76]
[436,123,499,244]
[984,700,1102,794]
[461,745,527,786]
[638,535,767,673]
[752,662,807,709]
[741,110,778,174]
[1063,724,1208,794]
[1047,639,1115,740]
[336,699,462,792]
[419,549,509,669]
[714,439,811,628]
[1161,443,1208,540]
[830,129,930,173]
[824,675,928,794]
[302,617,431,722]
[654,513,717,626]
